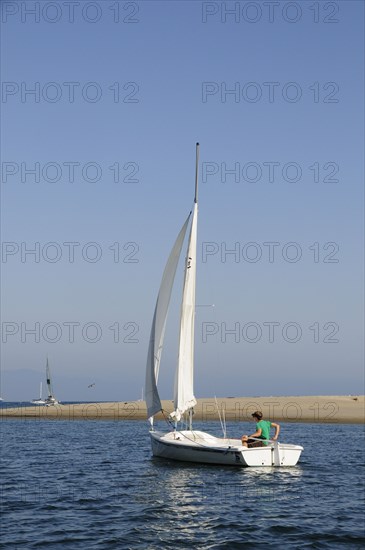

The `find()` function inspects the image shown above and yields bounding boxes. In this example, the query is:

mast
[171,144,199,423]
[194,142,199,204]
[189,144,198,432]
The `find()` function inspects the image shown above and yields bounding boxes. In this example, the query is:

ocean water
[0,418,364,549]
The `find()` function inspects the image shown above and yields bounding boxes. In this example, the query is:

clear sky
[1,0,364,401]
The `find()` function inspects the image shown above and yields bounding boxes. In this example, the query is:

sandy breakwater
[1,395,363,423]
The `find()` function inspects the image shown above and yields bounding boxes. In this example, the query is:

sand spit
[1,395,364,423]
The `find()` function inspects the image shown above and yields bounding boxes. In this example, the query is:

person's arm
[249,428,262,439]
[271,422,280,441]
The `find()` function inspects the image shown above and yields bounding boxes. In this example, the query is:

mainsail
[170,201,198,421]
[145,215,191,422]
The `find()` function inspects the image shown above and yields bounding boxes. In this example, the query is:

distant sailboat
[31,381,46,405]
[44,358,60,406]
[145,144,303,467]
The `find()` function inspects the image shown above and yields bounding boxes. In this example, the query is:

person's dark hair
[252,411,263,420]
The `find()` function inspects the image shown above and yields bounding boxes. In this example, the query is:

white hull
[150,430,303,467]
[31,399,47,405]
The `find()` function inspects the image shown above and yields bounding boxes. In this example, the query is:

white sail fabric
[145,215,191,422]
[171,202,198,421]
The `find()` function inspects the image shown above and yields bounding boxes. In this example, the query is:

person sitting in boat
[241,411,280,448]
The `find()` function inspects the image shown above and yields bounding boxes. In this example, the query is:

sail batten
[145,215,191,422]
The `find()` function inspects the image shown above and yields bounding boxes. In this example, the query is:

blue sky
[1,0,364,401]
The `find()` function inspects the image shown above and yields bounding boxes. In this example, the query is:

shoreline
[1,395,364,423]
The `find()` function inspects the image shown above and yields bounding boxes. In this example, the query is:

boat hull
[150,430,303,467]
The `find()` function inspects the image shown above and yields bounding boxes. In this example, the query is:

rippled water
[1,419,364,549]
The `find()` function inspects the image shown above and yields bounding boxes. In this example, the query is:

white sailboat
[31,381,46,405]
[44,358,60,406]
[145,143,303,467]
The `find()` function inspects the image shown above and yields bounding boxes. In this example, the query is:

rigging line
[214,395,225,438]
[161,409,175,429]
[222,406,227,439]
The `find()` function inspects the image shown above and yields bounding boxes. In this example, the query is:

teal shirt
[256,420,271,445]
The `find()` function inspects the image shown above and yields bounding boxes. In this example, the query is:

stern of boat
[239,443,303,467]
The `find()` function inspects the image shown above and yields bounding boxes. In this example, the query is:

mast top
[194,142,199,203]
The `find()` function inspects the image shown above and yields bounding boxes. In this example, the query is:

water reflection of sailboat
[145,144,303,467]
